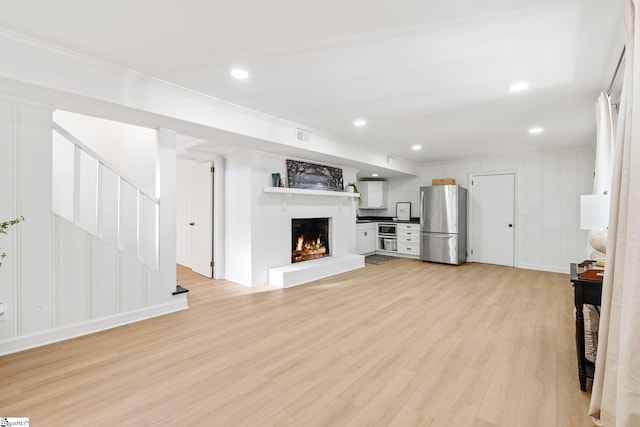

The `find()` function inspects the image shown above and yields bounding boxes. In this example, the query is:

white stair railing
[52,122,159,270]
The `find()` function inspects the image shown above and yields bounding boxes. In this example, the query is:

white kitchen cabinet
[358,181,388,209]
[356,223,376,254]
[397,223,420,258]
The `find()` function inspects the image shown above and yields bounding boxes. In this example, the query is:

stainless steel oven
[378,223,397,237]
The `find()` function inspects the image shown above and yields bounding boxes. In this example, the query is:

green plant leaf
[0,216,24,267]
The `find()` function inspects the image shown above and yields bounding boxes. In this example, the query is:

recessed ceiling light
[509,82,529,92]
[354,119,367,127]
[371,173,379,177]
[412,145,422,151]
[230,68,249,79]
[529,127,544,134]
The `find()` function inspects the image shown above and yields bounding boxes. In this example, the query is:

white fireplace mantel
[263,187,360,210]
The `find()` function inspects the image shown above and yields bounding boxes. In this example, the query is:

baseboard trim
[0,297,189,356]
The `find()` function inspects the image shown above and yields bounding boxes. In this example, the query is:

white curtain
[594,92,615,195]
[586,93,615,259]
[589,0,640,425]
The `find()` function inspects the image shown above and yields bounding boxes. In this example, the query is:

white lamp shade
[580,194,610,230]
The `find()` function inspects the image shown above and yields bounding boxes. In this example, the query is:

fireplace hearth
[291,218,330,263]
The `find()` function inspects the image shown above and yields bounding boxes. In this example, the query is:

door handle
[508,224,513,228]
[189,222,195,226]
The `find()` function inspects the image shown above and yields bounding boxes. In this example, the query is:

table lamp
[580,194,610,260]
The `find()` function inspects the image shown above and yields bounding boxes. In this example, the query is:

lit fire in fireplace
[292,234,327,263]
[292,217,329,263]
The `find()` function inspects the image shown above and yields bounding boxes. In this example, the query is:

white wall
[0,98,54,339]
[224,150,254,285]
[224,150,357,286]
[0,96,187,356]
[382,148,594,273]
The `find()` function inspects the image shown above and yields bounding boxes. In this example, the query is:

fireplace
[291,218,330,263]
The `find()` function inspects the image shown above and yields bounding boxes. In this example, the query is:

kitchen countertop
[356,216,420,224]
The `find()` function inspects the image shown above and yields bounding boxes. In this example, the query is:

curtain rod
[607,46,626,96]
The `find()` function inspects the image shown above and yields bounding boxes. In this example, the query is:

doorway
[469,172,515,267]
[189,161,214,278]
[176,159,215,278]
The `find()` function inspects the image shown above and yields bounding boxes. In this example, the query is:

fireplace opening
[291,218,330,263]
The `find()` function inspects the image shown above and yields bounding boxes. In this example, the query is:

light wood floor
[1,260,593,426]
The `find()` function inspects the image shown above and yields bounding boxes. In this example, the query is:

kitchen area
[355,180,467,265]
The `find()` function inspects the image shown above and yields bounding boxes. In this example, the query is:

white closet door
[470,173,515,267]
[190,161,213,278]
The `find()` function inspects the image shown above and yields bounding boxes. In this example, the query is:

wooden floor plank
[0,261,593,426]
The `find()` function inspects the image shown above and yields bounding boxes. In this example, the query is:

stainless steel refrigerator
[420,185,467,265]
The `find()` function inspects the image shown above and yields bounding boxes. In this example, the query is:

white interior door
[470,173,515,266]
[190,161,213,278]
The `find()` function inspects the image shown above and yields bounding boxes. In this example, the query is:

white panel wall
[56,218,88,327]
[0,96,187,356]
[146,268,165,307]
[384,148,594,272]
[0,99,18,341]
[18,103,54,335]
[139,195,158,270]
[120,253,145,313]
[91,238,119,319]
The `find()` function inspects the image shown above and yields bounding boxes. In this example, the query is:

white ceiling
[0,0,625,175]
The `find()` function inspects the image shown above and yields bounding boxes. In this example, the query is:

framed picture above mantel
[286,159,344,191]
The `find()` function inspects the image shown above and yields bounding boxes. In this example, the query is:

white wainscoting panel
[120,253,146,313]
[0,99,17,341]
[19,103,54,336]
[91,237,119,319]
[139,194,158,269]
[57,217,88,327]
[145,267,165,307]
